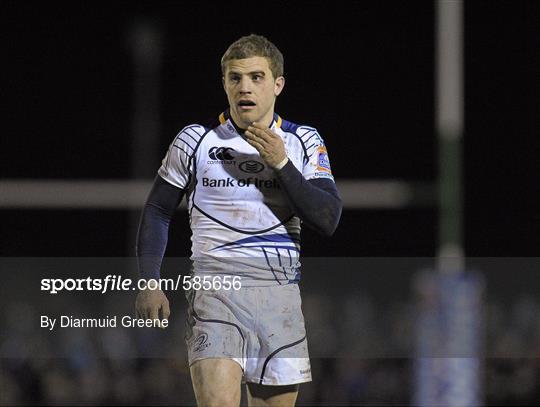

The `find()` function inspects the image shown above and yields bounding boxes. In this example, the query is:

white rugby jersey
[158,110,335,286]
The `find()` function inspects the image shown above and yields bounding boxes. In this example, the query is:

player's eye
[252,74,263,81]
[230,75,241,82]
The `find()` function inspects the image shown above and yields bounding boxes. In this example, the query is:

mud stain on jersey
[283,318,292,329]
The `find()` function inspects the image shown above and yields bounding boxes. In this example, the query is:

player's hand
[245,122,287,169]
[135,288,170,329]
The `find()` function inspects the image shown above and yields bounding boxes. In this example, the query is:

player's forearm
[136,176,185,280]
[275,160,342,236]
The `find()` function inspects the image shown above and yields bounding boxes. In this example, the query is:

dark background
[2,2,539,258]
[1,2,540,405]
[1,2,538,259]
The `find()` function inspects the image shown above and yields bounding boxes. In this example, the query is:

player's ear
[222,76,226,91]
[274,76,285,97]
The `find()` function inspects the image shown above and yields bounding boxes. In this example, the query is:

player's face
[223,56,285,129]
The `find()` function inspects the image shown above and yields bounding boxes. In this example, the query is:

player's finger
[246,137,266,154]
[158,305,170,329]
[247,126,273,143]
[245,130,270,147]
[246,126,270,141]
[161,300,171,321]
[149,306,159,321]
[252,122,280,140]
[135,298,145,319]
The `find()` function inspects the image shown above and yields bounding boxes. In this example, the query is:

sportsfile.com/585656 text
[40,275,242,294]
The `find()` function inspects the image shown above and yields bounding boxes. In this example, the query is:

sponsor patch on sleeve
[316,146,332,174]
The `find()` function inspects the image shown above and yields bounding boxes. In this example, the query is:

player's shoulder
[280,118,325,146]
[170,115,221,144]
[173,123,208,140]
[280,118,317,135]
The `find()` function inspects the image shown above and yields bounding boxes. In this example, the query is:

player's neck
[229,111,274,132]
[229,116,247,135]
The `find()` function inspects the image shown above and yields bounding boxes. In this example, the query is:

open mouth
[238,100,256,110]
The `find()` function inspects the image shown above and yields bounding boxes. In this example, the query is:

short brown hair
[221,34,284,79]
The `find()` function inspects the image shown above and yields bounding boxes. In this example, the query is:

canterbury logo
[209,147,235,160]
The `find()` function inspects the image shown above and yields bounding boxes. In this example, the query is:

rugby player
[136,34,342,406]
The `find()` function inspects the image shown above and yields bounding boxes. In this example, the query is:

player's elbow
[327,198,343,236]
[315,197,342,237]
